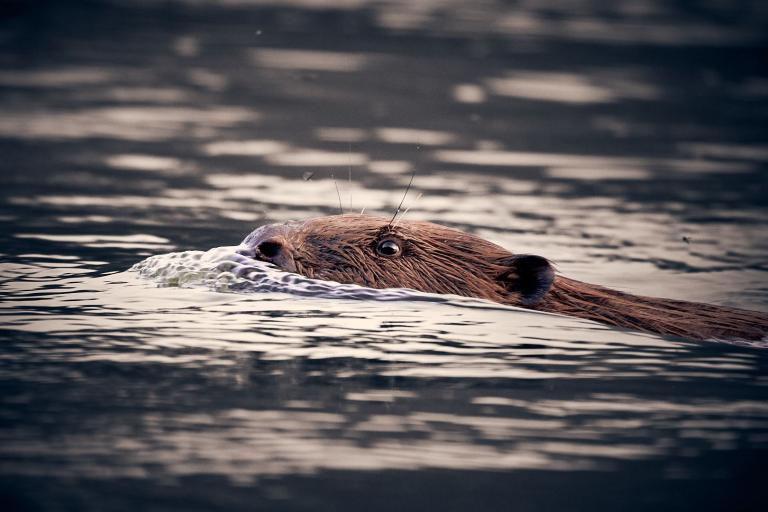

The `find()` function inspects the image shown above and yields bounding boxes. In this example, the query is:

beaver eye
[376,240,401,257]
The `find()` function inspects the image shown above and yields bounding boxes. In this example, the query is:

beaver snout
[236,239,281,259]
[254,239,283,258]
[236,237,298,273]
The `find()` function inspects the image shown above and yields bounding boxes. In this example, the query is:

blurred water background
[1,1,768,510]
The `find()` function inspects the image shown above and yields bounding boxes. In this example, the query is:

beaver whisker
[392,206,411,229]
[331,173,344,214]
[392,193,423,229]
[388,170,416,227]
[348,142,353,212]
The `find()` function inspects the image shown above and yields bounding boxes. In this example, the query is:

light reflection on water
[2,247,767,482]
[1,0,767,510]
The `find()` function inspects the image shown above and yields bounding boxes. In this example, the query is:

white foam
[130,246,462,304]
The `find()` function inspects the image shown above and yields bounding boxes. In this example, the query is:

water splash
[131,246,473,304]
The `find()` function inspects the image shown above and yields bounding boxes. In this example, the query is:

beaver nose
[236,236,297,272]
[237,224,299,273]
[236,239,284,259]
[256,239,283,258]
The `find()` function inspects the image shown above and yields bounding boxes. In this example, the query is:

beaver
[236,214,768,342]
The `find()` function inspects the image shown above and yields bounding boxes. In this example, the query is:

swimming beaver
[237,214,768,342]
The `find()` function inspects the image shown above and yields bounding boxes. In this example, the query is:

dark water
[2,1,768,511]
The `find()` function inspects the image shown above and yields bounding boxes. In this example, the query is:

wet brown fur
[242,214,768,342]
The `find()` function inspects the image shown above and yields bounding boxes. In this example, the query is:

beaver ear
[497,255,555,307]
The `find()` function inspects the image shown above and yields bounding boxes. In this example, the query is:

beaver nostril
[257,240,282,258]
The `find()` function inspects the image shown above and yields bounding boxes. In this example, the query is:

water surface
[1,1,767,511]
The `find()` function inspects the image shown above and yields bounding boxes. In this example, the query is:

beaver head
[237,214,555,307]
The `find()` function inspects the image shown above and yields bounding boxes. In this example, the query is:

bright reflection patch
[250,49,371,72]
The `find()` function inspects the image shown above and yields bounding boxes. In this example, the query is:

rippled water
[2,1,768,511]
